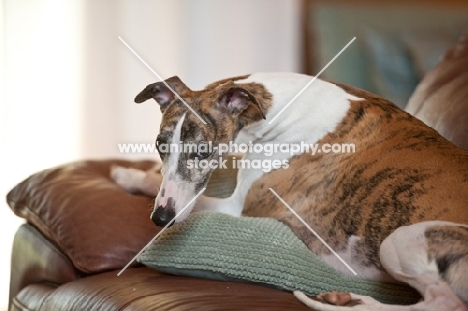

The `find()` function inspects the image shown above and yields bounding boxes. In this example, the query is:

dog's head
[135,75,272,226]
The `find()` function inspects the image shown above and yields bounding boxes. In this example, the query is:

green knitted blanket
[138,212,420,305]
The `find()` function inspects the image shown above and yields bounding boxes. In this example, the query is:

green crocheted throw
[138,212,420,304]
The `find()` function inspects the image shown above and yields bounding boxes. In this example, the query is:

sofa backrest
[406,33,468,150]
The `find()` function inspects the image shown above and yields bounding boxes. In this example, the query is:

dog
[112,72,468,310]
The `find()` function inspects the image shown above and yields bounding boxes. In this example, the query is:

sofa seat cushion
[406,33,468,150]
[13,268,311,311]
[11,283,57,311]
[6,159,160,274]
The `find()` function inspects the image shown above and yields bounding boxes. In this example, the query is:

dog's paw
[110,165,146,193]
[294,291,367,310]
[316,292,362,307]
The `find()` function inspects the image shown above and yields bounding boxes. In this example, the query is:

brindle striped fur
[156,75,272,190]
[243,84,468,271]
[425,225,468,295]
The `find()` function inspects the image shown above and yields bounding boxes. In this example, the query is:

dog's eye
[192,142,211,160]
[195,151,211,160]
[155,135,168,159]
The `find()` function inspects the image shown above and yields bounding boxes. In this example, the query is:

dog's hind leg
[294,221,468,311]
[421,223,468,304]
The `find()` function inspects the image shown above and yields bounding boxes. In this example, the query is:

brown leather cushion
[13,268,311,311]
[406,33,468,150]
[7,159,160,274]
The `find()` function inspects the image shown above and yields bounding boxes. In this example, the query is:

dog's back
[243,82,468,281]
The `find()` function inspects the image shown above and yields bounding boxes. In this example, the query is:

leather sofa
[7,34,468,311]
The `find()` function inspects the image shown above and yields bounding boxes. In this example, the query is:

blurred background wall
[0,1,302,309]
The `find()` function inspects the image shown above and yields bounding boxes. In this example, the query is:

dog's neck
[234,73,361,146]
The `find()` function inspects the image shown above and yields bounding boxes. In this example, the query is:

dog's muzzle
[151,197,176,227]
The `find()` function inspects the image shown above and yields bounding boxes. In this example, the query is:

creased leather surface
[12,283,56,311]
[35,268,311,310]
[406,33,468,150]
[6,159,160,274]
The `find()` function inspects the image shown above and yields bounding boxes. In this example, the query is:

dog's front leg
[194,195,243,217]
[111,165,162,196]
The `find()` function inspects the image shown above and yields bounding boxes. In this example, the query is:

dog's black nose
[151,207,176,227]
[151,197,176,227]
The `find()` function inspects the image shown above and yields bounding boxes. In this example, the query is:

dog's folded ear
[134,76,189,110]
[219,87,266,120]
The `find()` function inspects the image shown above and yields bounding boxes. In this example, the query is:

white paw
[294,291,385,311]
[110,165,146,193]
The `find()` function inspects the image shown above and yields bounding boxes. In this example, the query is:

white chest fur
[235,72,361,146]
[227,73,361,207]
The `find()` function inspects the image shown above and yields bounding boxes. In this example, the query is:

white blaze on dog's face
[134,75,272,227]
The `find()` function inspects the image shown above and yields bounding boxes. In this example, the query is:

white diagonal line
[268,188,357,275]
[117,187,206,276]
[268,37,356,125]
[118,36,207,125]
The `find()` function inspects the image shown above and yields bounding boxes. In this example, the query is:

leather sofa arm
[9,224,83,307]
